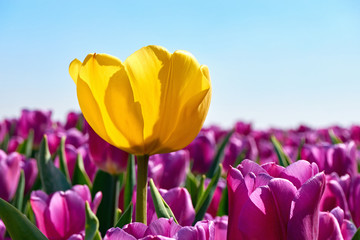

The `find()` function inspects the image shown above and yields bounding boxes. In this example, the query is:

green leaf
[0,133,9,151]
[12,170,25,211]
[124,154,135,208]
[233,149,247,167]
[216,185,228,216]
[352,227,360,240]
[0,197,48,240]
[72,153,92,189]
[196,175,206,205]
[58,136,71,182]
[207,130,234,178]
[271,135,291,167]
[91,170,120,236]
[37,135,71,194]
[17,129,34,157]
[115,203,133,228]
[296,138,305,161]
[185,172,199,206]
[329,129,343,144]
[194,164,222,224]
[85,201,102,240]
[149,179,178,224]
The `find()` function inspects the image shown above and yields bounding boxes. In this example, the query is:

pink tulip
[227,160,325,240]
[0,150,21,202]
[30,185,102,240]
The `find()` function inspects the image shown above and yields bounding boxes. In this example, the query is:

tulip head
[30,185,102,240]
[0,150,21,201]
[69,45,211,155]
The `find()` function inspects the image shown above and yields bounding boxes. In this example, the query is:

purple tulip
[87,123,128,175]
[54,144,97,181]
[222,133,247,172]
[202,126,228,144]
[318,207,357,240]
[30,185,102,240]
[133,187,195,226]
[348,175,360,227]
[64,112,82,130]
[0,219,5,240]
[20,156,38,194]
[203,215,228,240]
[227,160,325,240]
[18,109,52,145]
[148,150,190,190]
[105,218,181,240]
[6,136,23,153]
[186,130,216,174]
[176,220,215,240]
[0,150,21,201]
[325,142,357,177]
[319,173,351,219]
[235,121,252,136]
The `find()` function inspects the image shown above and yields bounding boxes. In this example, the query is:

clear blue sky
[1,0,360,129]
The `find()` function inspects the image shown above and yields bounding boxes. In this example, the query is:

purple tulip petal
[279,160,318,189]
[287,173,325,240]
[145,218,181,238]
[318,212,343,240]
[104,228,136,240]
[123,222,148,239]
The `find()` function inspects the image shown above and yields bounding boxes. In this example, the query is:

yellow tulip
[69,45,211,156]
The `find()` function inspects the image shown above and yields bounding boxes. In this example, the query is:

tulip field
[1,46,360,240]
[1,110,360,240]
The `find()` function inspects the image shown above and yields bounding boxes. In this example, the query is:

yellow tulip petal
[76,79,111,144]
[149,51,211,153]
[105,67,145,153]
[152,72,211,154]
[77,53,138,153]
[124,45,171,141]
[69,59,82,85]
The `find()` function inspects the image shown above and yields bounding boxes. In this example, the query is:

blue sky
[1,1,360,129]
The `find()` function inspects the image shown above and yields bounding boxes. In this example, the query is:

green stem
[136,155,149,224]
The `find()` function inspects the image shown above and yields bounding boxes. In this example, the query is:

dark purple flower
[148,150,189,190]
[18,109,52,145]
[87,123,128,175]
[235,121,252,136]
[186,130,216,174]
[20,156,38,194]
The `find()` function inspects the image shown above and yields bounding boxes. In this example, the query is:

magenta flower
[0,219,5,240]
[235,121,252,136]
[318,207,357,240]
[6,136,23,153]
[132,187,195,226]
[319,173,351,219]
[30,185,102,240]
[148,150,189,190]
[325,142,357,177]
[0,150,21,202]
[18,109,52,145]
[227,160,325,240]
[87,122,128,175]
[20,156,38,194]
[205,178,226,217]
[348,174,360,227]
[186,130,216,174]
[222,133,248,172]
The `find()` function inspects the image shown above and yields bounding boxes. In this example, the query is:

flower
[0,150,21,202]
[30,185,102,240]
[227,160,326,240]
[69,45,211,155]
